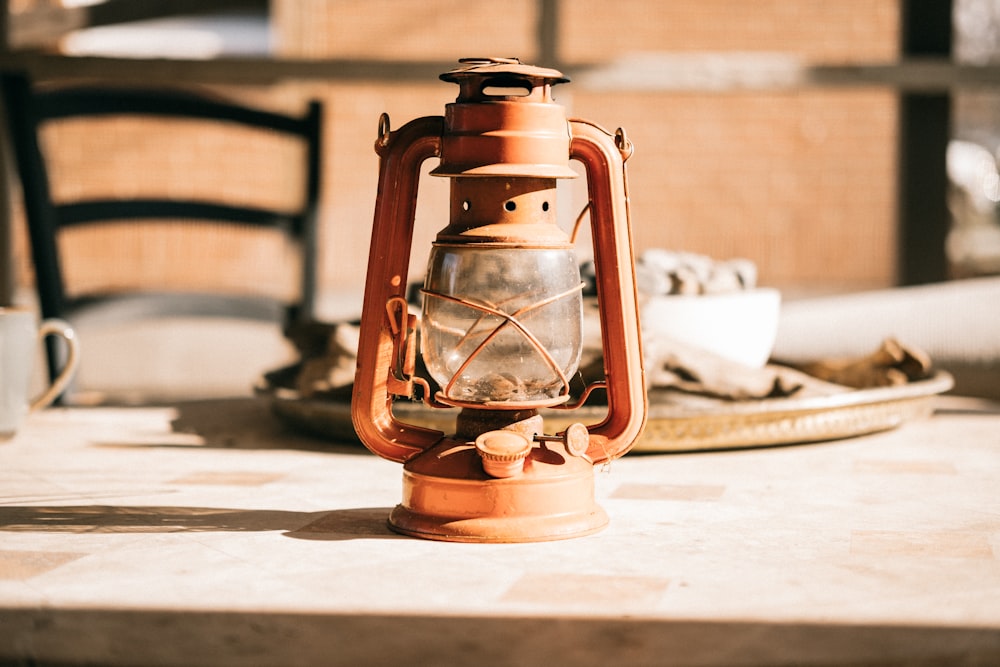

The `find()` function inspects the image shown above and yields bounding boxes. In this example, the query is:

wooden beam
[0,52,453,85]
[85,0,267,28]
[896,0,953,286]
[537,0,559,68]
[2,51,1000,92]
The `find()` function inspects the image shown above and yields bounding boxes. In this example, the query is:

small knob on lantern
[563,423,592,462]
[474,430,533,479]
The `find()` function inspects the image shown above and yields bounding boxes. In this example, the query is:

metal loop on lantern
[614,127,633,158]
[376,113,391,150]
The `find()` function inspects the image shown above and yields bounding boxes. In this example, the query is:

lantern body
[351,58,647,542]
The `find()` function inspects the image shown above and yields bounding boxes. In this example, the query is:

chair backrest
[1,72,322,390]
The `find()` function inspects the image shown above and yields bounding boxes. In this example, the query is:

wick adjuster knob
[563,423,592,462]
[475,430,533,478]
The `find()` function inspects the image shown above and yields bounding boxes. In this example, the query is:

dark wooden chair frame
[1,71,322,389]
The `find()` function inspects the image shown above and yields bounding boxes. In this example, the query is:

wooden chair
[1,72,322,402]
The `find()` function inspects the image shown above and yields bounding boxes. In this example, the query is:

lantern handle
[352,115,447,463]
[569,119,647,463]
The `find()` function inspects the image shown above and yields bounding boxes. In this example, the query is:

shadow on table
[145,397,366,453]
[0,505,400,540]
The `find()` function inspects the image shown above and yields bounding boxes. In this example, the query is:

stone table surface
[1,397,999,666]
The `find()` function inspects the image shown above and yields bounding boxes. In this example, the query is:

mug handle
[29,319,81,412]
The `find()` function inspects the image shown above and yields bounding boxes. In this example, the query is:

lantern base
[387,437,608,543]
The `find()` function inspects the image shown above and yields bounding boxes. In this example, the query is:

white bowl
[640,287,782,368]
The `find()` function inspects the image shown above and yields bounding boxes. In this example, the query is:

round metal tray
[263,371,953,453]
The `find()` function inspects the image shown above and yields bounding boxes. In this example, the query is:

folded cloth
[785,337,932,389]
[640,337,932,402]
[772,277,1000,399]
[644,336,803,400]
[264,320,359,400]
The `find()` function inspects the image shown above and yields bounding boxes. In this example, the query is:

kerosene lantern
[351,57,646,542]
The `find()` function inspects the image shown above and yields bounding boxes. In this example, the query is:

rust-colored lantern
[351,57,646,542]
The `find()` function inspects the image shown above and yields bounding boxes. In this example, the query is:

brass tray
[262,371,953,453]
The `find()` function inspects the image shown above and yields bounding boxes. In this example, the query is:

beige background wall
[7,1,904,310]
[273,0,902,303]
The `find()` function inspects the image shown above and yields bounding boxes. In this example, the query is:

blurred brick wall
[558,1,898,64]
[272,0,541,61]
[6,1,903,309]
[570,89,898,292]
[272,0,902,300]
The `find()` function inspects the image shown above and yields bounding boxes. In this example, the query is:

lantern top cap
[440,57,569,86]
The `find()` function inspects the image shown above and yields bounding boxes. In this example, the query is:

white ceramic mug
[1,307,80,438]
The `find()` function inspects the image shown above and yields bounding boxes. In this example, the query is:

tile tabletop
[1,398,999,666]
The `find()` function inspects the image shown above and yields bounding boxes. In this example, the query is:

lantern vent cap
[440,57,569,87]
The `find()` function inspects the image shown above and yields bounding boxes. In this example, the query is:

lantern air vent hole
[542,201,550,212]
[463,200,471,211]
[505,201,517,211]
[482,77,532,98]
